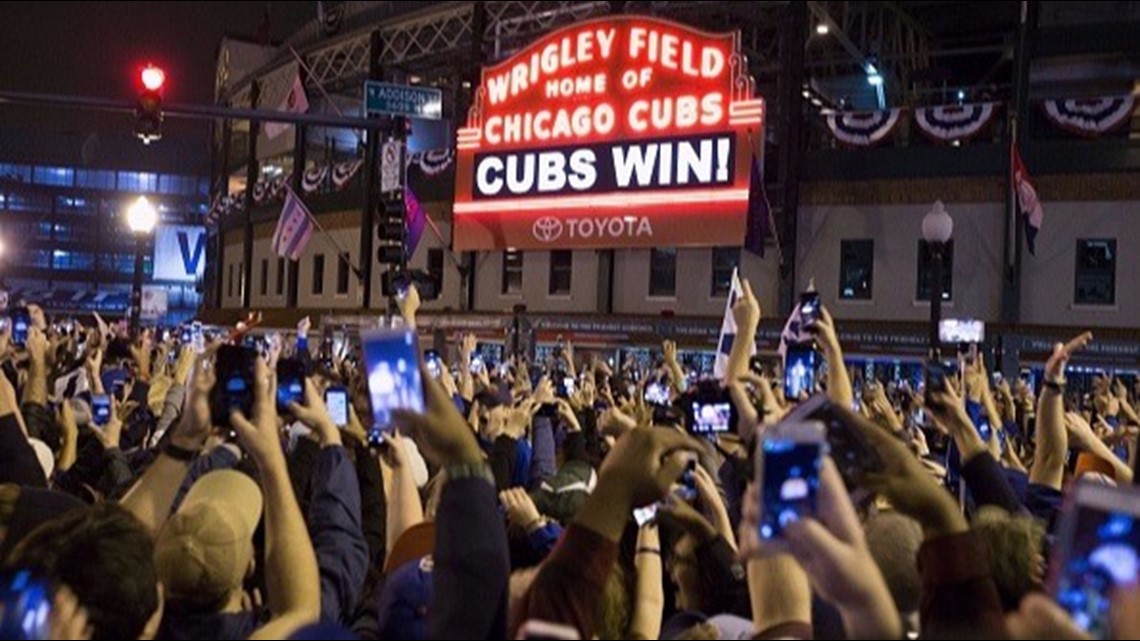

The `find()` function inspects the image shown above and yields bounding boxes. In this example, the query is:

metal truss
[218,1,793,105]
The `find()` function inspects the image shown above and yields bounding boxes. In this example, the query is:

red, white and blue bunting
[331,159,364,189]
[1041,96,1136,137]
[302,164,329,193]
[824,109,903,146]
[914,102,1000,143]
[408,148,454,177]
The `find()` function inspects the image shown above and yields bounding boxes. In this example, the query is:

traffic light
[376,196,405,266]
[135,65,165,144]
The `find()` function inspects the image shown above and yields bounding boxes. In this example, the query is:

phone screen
[10,309,29,348]
[91,394,112,427]
[690,402,732,434]
[759,432,823,541]
[799,292,822,326]
[561,377,576,397]
[362,329,424,445]
[1052,485,1140,637]
[633,504,658,527]
[325,387,349,428]
[276,359,306,413]
[784,345,817,400]
[469,356,485,375]
[645,382,670,407]
[0,569,53,640]
[424,350,442,379]
[211,345,257,428]
[190,321,205,354]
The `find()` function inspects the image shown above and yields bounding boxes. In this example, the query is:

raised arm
[1030,332,1092,491]
[233,358,321,639]
[808,307,854,410]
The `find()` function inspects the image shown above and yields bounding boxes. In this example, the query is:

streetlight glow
[127,196,158,234]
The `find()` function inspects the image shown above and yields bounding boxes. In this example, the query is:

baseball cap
[377,556,433,640]
[154,470,263,603]
[384,521,436,574]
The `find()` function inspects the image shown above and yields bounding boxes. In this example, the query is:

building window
[839,240,874,300]
[549,250,573,296]
[312,254,325,295]
[502,250,523,295]
[336,255,350,294]
[228,264,234,298]
[710,248,741,297]
[260,259,269,296]
[33,166,74,187]
[276,258,286,296]
[1075,239,1116,306]
[427,248,444,293]
[649,248,677,297]
[75,169,116,190]
[916,240,953,302]
[117,171,158,193]
[236,263,242,299]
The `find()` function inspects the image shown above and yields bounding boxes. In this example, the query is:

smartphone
[362,329,425,447]
[325,386,349,428]
[644,382,670,407]
[424,350,442,379]
[676,464,698,502]
[91,394,112,427]
[925,361,949,407]
[469,356,485,375]
[112,379,128,403]
[633,503,659,527]
[1050,482,1140,638]
[690,401,732,435]
[180,327,192,344]
[0,569,53,640]
[210,345,257,429]
[10,308,30,349]
[561,376,576,397]
[190,321,205,354]
[276,358,307,413]
[757,420,826,543]
[799,292,822,326]
[783,344,818,400]
[783,397,886,495]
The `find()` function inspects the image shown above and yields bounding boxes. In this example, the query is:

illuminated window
[839,240,874,300]
[33,166,74,187]
[710,248,740,297]
[916,241,953,302]
[649,248,676,297]
[549,250,573,296]
[1075,239,1115,306]
[502,250,523,295]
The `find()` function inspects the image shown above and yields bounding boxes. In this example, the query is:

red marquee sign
[453,16,764,251]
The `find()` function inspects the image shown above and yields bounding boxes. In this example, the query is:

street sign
[381,140,404,193]
[364,81,442,120]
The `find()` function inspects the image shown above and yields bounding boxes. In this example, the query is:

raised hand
[229,358,286,467]
[500,487,544,532]
[289,378,341,447]
[1045,332,1093,383]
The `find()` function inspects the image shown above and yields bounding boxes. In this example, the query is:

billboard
[453,16,764,250]
[153,225,207,283]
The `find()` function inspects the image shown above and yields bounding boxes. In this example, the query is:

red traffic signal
[141,65,166,92]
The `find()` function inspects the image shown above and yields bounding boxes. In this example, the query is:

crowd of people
[1,281,1139,640]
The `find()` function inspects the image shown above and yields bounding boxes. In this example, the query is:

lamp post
[922,201,954,362]
[127,196,158,334]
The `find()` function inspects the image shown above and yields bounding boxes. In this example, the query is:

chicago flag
[271,188,314,261]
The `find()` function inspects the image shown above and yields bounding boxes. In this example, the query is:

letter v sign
[177,231,206,277]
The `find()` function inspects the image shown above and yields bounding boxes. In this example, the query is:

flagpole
[752,134,784,265]
[285,185,365,279]
[287,46,365,146]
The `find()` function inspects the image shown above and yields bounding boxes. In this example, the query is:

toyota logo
[532,216,564,243]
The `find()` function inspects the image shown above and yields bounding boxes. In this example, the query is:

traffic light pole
[359,29,383,310]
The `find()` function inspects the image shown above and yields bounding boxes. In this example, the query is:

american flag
[271,188,315,261]
[714,268,755,380]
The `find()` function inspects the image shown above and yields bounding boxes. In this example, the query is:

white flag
[264,73,310,139]
[271,188,315,261]
[714,268,755,380]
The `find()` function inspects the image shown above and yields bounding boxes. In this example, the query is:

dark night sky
[0,1,316,162]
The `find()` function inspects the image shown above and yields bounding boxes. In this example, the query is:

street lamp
[127,196,158,334]
[922,200,954,361]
